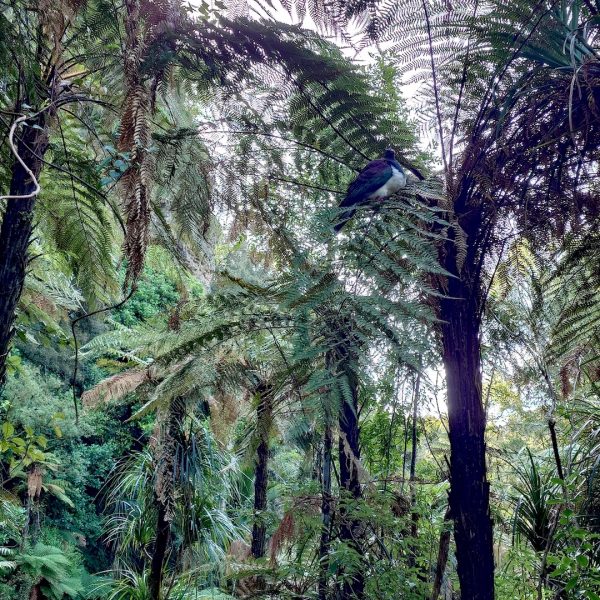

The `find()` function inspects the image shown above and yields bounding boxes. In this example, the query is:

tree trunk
[439,280,494,600]
[318,421,333,600]
[29,581,48,600]
[251,384,273,559]
[430,506,452,600]
[432,181,495,600]
[149,501,170,600]
[0,115,48,385]
[323,318,365,599]
[548,418,564,481]
[148,400,183,600]
[338,354,365,600]
[408,372,421,570]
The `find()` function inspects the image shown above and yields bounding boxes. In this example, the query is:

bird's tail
[333,208,356,233]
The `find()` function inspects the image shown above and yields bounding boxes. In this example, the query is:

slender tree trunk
[439,281,494,600]
[251,384,273,559]
[408,372,421,569]
[430,507,452,600]
[29,581,47,600]
[338,353,365,600]
[401,412,409,494]
[318,421,333,600]
[540,368,566,484]
[548,418,564,481]
[312,437,323,482]
[149,501,170,600]
[0,115,48,385]
[382,377,401,492]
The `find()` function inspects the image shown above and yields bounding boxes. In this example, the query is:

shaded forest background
[0,1,599,599]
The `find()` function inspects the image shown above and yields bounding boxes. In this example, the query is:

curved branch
[0,115,41,201]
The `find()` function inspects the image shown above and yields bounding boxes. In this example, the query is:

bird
[334,148,407,233]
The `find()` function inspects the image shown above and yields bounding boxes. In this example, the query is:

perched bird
[334,148,407,232]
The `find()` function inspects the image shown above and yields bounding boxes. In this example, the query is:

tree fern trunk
[29,581,46,600]
[251,384,272,559]
[430,506,452,600]
[431,179,495,599]
[408,372,420,570]
[439,270,494,600]
[338,356,365,600]
[149,501,170,600]
[149,399,183,600]
[0,116,48,386]
[318,421,333,600]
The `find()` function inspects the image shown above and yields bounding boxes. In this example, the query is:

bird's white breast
[368,167,407,200]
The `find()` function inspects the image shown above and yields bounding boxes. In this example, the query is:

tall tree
[0,1,83,383]
[250,381,274,560]
[318,417,334,600]
[328,317,365,599]
[337,2,600,596]
[1,0,425,388]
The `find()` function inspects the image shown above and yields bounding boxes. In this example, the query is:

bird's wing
[339,160,393,208]
[389,159,406,175]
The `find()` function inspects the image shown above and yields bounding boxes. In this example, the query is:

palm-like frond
[38,115,120,306]
[103,423,244,579]
[512,449,559,553]
[545,231,600,363]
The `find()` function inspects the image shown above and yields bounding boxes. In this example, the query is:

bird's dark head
[383,148,396,161]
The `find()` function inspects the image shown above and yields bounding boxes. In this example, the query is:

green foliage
[0,361,141,571]
[16,543,84,600]
[511,449,559,553]
[0,530,94,600]
[113,269,180,327]
[38,114,120,308]
[103,418,245,587]
[0,418,54,468]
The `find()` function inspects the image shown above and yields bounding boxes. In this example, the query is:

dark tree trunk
[148,400,183,600]
[29,581,48,600]
[338,355,365,600]
[548,418,564,481]
[439,278,494,599]
[149,501,170,600]
[0,115,48,385]
[431,180,494,599]
[318,421,333,600]
[251,436,269,559]
[251,384,273,559]
[312,437,323,482]
[408,372,421,570]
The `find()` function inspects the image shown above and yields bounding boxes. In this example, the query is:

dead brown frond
[118,1,186,288]
[118,0,154,289]
[39,0,82,64]
[119,82,151,289]
[269,510,295,564]
[208,390,244,444]
[27,465,43,500]
[81,368,153,407]
[167,297,189,332]
[270,495,321,564]
[153,399,183,521]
